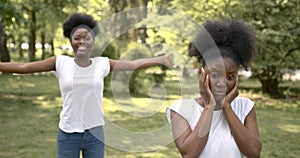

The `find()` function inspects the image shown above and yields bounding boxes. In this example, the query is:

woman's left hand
[161,53,174,67]
[222,78,239,108]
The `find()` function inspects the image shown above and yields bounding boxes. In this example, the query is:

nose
[216,78,226,87]
[80,38,84,43]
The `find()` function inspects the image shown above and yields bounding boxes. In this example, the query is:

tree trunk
[50,39,54,56]
[0,20,10,62]
[138,2,148,45]
[259,78,280,96]
[41,32,46,60]
[256,65,284,98]
[28,10,36,61]
[17,40,24,59]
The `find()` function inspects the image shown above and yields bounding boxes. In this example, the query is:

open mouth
[78,44,88,51]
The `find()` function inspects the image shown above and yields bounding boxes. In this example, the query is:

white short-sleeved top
[55,55,110,133]
[166,97,254,158]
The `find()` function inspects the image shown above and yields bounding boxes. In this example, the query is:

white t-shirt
[166,97,254,158]
[55,55,110,133]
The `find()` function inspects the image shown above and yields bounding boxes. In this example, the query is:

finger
[226,78,239,103]
[200,68,206,85]
[232,78,239,95]
[234,79,239,97]
[205,74,212,102]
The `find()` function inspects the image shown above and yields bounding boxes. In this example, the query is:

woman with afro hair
[0,13,173,158]
[166,19,262,158]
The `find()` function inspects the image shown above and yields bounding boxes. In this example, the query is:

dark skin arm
[222,79,262,158]
[109,53,173,71]
[0,56,56,73]
[170,68,216,158]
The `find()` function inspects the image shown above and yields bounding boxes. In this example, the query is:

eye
[227,74,235,81]
[85,37,92,41]
[72,36,81,41]
[211,71,219,78]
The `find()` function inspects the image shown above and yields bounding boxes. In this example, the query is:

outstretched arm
[0,56,56,74]
[109,53,173,71]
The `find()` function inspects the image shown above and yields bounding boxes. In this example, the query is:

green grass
[0,74,299,158]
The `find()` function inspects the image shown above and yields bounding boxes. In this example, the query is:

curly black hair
[63,13,100,40]
[188,19,256,70]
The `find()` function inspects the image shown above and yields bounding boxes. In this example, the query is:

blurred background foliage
[0,0,299,98]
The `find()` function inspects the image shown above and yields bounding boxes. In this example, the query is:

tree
[0,0,23,62]
[233,0,300,98]
[38,0,79,59]
[10,0,80,61]
[170,0,300,98]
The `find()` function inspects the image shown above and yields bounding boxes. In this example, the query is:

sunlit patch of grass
[277,124,300,133]
[0,94,59,158]
[256,109,300,158]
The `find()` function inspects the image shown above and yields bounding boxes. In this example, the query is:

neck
[214,102,223,110]
[74,56,91,67]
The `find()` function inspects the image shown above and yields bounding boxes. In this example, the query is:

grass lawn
[0,73,299,158]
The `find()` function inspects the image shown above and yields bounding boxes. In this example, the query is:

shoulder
[166,99,202,123]
[93,56,109,60]
[231,97,255,123]
[168,99,199,112]
[92,56,110,64]
[55,55,74,71]
[56,55,73,61]
[92,57,110,76]
[231,97,254,108]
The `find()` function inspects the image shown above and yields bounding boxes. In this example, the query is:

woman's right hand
[199,67,216,108]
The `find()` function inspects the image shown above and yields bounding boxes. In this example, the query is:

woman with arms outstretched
[0,13,173,158]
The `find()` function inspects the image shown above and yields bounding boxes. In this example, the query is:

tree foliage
[170,0,300,98]
[0,0,23,62]
[232,0,300,97]
[1,0,299,97]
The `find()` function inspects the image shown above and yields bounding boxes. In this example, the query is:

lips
[77,44,90,51]
[213,90,226,96]
[78,45,87,51]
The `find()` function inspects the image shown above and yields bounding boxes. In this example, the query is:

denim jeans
[57,126,105,158]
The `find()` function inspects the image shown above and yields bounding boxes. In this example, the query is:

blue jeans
[57,126,105,158]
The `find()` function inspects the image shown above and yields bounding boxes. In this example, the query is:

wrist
[205,103,216,110]
[159,56,165,64]
[222,103,232,111]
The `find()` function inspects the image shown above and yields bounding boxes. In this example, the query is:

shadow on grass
[0,93,61,158]
[256,109,300,158]
[103,110,180,158]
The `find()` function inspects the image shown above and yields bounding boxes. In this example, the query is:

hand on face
[199,67,216,108]
[221,77,239,108]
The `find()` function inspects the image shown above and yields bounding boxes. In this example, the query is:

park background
[0,0,299,157]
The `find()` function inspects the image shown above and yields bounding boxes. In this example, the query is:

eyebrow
[208,67,223,72]
[226,69,238,73]
[208,68,238,74]
[72,34,92,38]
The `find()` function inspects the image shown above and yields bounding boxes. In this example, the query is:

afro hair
[188,19,256,69]
[63,13,100,40]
